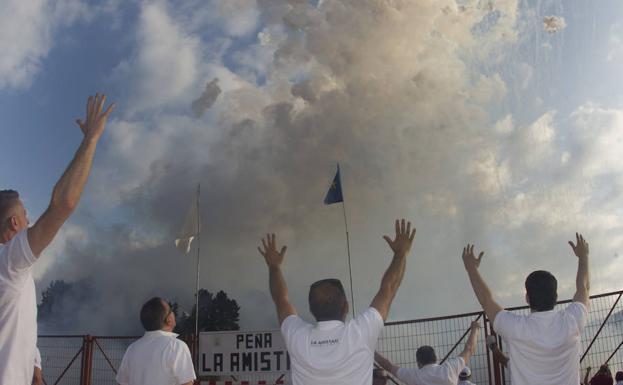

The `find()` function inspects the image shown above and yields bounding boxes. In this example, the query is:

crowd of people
[0,94,611,385]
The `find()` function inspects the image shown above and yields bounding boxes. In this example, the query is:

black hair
[416,345,437,366]
[140,297,169,331]
[525,270,558,312]
[308,278,347,321]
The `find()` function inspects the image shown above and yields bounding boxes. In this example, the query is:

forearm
[381,254,407,296]
[374,352,398,375]
[491,346,509,366]
[269,266,289,305]
[575,257,590,295]
[459,329,478,362]
[49,138,98,212]
[465,266,501,322]
[371,254,406,319]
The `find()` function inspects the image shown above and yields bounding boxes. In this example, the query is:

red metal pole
[80,335,93,385]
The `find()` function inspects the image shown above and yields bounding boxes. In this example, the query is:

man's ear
[8,216,18,231]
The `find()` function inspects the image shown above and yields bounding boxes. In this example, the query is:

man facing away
[374,321,480,385]
[0,94,115,385]
[116,297,196,385]
[257,219,416,385]
[461,233,590,385]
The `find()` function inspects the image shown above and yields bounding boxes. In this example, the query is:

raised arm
[569,233,590,307]
[370,219,416,320]
[374,351,399,377]
[258,233,296,325]
[28,94,115,257]
[458,321,481,364]
[462,244,503,324]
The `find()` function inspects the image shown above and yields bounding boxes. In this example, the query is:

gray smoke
[33,0,623,335]
[192,78,222,117]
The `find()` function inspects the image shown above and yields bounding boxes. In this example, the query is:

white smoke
[34,0,623,333]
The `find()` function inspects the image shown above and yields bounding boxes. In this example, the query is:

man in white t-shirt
[117,297,196,385]
[460,233,590,385]
[0,94,115,385]
[374,321,480,385]
[257,219,417,385]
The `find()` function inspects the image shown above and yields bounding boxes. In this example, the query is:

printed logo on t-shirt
[310,338,339,347]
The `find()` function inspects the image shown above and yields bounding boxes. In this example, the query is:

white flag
[175,188,200,254]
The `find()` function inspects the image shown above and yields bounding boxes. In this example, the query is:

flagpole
[195,183,201,341]
[338,164,355,320]
[342,201,356,319]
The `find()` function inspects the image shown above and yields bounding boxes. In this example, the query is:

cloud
[543,16,566,34]
[36,0,623,333]
[0,0,118,89]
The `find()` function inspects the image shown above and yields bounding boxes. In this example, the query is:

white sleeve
[0,230,37,288]
[565,302,589,330]
[34,347,42,369]
[116,350,130,385]
[443,357,465,382]
[352,307,384,349]
[280,315,307,350]
[170,340,196,385]
[493,310,522,340]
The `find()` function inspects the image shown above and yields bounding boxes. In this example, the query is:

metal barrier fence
[39,290,623,385]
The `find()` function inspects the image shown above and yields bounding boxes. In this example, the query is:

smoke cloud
[34,0,623,334]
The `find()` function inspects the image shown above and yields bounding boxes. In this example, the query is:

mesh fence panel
[38,336,84,385]
[378,313,490,385]
[91,337,139,385]
[39,291,623,385]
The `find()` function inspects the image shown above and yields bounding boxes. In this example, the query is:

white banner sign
[199,330,291,376]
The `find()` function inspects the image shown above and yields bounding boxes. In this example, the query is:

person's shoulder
[352,307,383,326]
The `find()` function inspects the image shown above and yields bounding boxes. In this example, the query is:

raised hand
[470,320,481,331]
[383,219,416,257]
[569,233,589,259]
[462,244,484,270]
[258,233,287,268]
[76,93,115,142]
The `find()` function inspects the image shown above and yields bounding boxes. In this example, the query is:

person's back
[257,219,416,385]
[282,307,383,385]
[116,297,195,385]
[0,230,37,384]
[461,234,590,385]
[494,292,587,384]
[118,331,194,385]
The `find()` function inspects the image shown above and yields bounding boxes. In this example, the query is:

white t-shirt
[0,230,38,385]
[493,302,588,385]
[116,330,196,385]
[395,357,465,385]
[281,307,384,385]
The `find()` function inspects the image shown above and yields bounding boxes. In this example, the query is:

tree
[38,279,93,332]
[174,289,240,335]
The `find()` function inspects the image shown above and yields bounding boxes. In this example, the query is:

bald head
[308,278,348,322]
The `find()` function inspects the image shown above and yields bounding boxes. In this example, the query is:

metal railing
[38,290,623,385]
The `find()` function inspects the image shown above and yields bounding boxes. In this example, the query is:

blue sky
[2,0,623,333]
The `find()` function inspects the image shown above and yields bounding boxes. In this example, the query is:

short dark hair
[525,270,557,311]
[615,371,623,381]
[416,345,437,366]
[308,279,347,321]
[0,190,19,222]
[140,297,169,331]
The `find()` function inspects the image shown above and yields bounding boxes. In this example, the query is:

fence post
[485,318,503,385]
[80,335,94,385]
